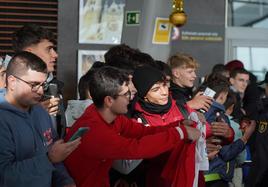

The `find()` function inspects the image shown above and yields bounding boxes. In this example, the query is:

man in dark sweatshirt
[0,52,80,187]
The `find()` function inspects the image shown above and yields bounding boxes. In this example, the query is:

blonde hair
[167,53,199,70]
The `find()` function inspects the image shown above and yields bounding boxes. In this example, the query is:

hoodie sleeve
[0,121,54,186]
[52,163,75,187]
[218,139,245,161]
[50,120,75,187]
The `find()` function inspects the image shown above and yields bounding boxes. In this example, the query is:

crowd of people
[0,23,267,187]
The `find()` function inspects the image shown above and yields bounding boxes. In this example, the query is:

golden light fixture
[169,0,187,27]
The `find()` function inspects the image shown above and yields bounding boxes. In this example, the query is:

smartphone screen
[68,127,89,142]
[203,87,216,98]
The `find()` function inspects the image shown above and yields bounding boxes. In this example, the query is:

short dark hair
[154,60,172,78]
[212,63,229,75]
[224,91,237,110]
[202,75,230,100]
[78,62,105,100]
[6,51,47,81]
[230,68,249,78]
[106,56,135,75]
[89,66,129,108]
[131,52,155,68]
[13,24,56,52]
[104,44,139,64]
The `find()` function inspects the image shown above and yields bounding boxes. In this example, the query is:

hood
[0,99,33,118]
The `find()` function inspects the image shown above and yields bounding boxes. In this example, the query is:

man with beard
[0,52,79,187]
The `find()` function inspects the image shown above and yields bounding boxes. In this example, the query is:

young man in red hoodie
[64,66,201,187]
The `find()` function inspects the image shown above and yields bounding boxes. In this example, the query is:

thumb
[196,91,203,96]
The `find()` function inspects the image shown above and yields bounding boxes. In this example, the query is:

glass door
[225,27,268,81]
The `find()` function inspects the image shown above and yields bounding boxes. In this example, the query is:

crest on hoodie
[43,128,53,146]
[258,121,268,134]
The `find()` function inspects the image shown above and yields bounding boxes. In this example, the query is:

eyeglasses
[13,75,48,92]
[114,89,131,100]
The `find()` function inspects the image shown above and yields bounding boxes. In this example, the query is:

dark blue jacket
[205,101,245,181]
[207,139,245,181]
[205,101,229,124]
[0,100,73,187]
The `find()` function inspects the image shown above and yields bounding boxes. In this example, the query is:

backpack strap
[133,112,149,126]
[175,100,189,119]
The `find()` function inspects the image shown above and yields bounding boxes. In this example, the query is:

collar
[211,101,225,112]
[46,72,54,83]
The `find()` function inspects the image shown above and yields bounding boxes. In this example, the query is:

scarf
[139,96,172,115]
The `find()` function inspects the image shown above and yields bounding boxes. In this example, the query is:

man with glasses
[64,66,201,187]
[0,52,79,187]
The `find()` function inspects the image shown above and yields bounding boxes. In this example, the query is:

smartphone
[199,87,216,113]
[68,127,90,142]
[203,87,216,98]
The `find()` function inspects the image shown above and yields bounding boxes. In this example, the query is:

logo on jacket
[43,128,53,146]
[258,121,268,133]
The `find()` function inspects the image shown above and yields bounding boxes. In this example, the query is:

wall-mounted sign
[152,17,172,44]
[126,11,140,26]
[173,24,224,42]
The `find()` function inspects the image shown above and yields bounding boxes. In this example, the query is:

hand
[183,125,201,141]
[186,91,213,111]
[40,97,60,116]
[206,136,222,153]
[64,184,76,187]
[206,137,222,153]
[195,111,207,124]
[240,118,251,131]
[208,150,219,160]
[211,122,233,138]
[48,138,81,163]
[181,119,194,126]
[241,120,256,143]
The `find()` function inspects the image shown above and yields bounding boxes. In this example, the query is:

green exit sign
[126,11,140,26]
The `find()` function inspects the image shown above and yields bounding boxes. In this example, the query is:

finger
[208,150,219,157]
[55,139,64,144]
[49,105,58,111]
[66,137,81,147]
[206,143,219,149]
[41,99,50,105]
[202,105,210,112]
[196,91,204,96]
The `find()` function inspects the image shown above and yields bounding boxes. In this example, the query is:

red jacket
[133,99,196,187]
[64,104,188,187]
[134,99,185,127]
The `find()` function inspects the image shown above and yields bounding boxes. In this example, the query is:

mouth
[160,98,168,103]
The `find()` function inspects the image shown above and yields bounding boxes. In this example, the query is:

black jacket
[246,98,268,187]
[169,81,193,105]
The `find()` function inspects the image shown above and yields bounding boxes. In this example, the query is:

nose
[36,85,44,95]
[192,72,197,79]
[51,48,58,59]
[160,85,168,95]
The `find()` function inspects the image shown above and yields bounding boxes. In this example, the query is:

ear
[229,77,235,85]
[23,46,33,53]
[103,96,114,108]
[172,68,180,79]
[226,104,234,115]
[86,90,92,100]
[216,92,226,104]
[7,75,17,91]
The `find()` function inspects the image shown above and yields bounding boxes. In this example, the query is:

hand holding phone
[68,127,90,142]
